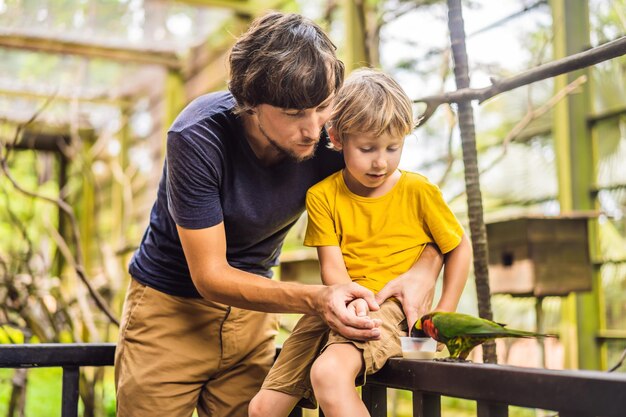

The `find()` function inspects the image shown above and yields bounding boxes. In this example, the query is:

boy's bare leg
[248,389,300,417]
[310,343,370,417]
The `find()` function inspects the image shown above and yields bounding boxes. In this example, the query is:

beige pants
[262,300,407,409]
[115,278,278,417]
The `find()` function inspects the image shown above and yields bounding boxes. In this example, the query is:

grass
[393,392,538,417]
[0,367,120,417]
[0,368,63,416]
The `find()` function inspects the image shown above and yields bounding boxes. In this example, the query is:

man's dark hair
[229,12,344,112]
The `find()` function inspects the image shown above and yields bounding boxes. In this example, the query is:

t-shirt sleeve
[166,130,224,229]
[303,189,339,247]
[419,181,464,254]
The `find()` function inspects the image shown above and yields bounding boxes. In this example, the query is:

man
[115,12,443,417]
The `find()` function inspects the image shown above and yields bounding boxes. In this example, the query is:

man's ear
[328,126,342,150]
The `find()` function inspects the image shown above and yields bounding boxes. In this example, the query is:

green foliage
[593,58,626,113]
[101,369,117,417]
[19,52,62,82]
[0,326,24,344]
[0,150,60,257]
[374,391,539,417]
[590,0,626,42]
[0,368,62,417]
[58,330,74,344]
[0,370,15,415]
[0,367,121,417]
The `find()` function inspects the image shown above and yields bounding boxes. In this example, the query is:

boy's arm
[317,246,352,286]
[375,244,444,330]
[433,233,472,312]
[317,245,377,320]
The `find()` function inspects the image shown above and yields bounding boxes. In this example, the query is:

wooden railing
[1,343,625,417]
[365,357,626,417]
[0,344,115,417]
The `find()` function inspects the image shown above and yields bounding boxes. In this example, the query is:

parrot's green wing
[432,312,545,339]
[431,312,512,338]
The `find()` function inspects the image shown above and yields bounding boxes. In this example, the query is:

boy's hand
[347,299,383,327]
[375,272,435,334]
[375,244,443,331]
[317,283,382,341]
[348,298,370,317]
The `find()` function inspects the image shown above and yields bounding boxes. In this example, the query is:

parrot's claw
[435,357,471,363]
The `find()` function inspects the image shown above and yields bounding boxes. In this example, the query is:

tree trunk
[8,368,27,417]
[446,0,497,363]
[80,371,96,417]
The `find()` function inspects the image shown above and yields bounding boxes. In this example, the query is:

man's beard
[258,123,318,163]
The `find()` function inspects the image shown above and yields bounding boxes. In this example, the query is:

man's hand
[316,283,381,341]
[375,244,443,331]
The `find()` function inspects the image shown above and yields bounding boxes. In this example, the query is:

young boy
[249,69,472,417]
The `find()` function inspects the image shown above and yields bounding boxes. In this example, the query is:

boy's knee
[310,354,341,392]
[311,345,363,395]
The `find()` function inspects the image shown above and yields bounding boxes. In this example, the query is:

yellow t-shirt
[304,170,464,294]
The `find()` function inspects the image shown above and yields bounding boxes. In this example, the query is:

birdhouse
[279,249,322,285]
[486,215,593,297]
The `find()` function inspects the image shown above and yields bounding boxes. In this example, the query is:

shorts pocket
[119,279,149,337]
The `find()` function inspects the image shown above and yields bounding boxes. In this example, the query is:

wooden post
[111,105,131,319]
[550,0,602,370]
[361,384,387,417]
[477,401,508,417]
[163,68,186,154]
[447,0,497,363]
[54,151,69,277]
[412,391,441,417]
[61,366,80,417]
[343,0,369,72]
[79,134,96,278]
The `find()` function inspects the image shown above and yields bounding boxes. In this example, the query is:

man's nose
[301,114,323,139]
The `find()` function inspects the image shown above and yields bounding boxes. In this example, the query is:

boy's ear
[328,126,342,150]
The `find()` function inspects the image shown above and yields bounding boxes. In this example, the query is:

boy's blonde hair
[329,68,414,143]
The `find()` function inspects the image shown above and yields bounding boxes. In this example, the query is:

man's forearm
[193,263,323,315]
[177,223,381,340]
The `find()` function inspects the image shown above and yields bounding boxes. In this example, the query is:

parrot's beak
[410,320,427,338]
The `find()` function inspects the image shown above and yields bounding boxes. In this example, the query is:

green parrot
[411,311,551,360]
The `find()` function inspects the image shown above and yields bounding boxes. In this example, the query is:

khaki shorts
[262,300,407,409]
[115,278,279,417]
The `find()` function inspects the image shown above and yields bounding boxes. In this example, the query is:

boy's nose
[373,156,387,169]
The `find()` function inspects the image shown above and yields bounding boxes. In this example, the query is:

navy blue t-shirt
[129,91,344,297]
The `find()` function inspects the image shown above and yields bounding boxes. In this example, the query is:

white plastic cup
[400,336,437,359]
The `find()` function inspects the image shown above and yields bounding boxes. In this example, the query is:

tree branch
[1,111,120,326]
[473,75,587,183]
[0,159,119,326]
[609,347,626,372]
[415,36,626,126]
